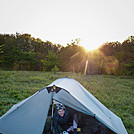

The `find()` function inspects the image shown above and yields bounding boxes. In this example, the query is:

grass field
[0,71,134,133]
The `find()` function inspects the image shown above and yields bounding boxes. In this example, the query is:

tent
[0,77,128,134]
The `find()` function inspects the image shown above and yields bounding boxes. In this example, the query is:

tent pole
[51,93,54,132]
[52,100,54,118]
[51,99,54,132]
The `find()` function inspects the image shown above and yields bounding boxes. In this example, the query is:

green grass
[0,71,134,133]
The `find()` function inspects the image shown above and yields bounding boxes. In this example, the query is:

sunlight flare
[84,60,88,75]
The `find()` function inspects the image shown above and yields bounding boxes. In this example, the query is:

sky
[0,0,134,50]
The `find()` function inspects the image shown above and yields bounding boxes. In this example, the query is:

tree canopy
[0,33,134,76]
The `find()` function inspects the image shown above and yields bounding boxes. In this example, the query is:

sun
[80,39,101,51]
[83,44,100,51]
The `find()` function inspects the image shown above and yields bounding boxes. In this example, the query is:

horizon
[0,0,134,50]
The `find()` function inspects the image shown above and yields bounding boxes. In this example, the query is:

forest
[0,33,134,76]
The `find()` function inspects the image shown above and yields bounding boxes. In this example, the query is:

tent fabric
[0,77,128,134]
[0,89,52,134]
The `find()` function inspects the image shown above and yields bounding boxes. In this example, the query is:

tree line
[0,33,134,75]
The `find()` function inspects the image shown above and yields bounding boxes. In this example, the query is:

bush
[51,65,59,74]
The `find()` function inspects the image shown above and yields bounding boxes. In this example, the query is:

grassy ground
[0,71,134,133]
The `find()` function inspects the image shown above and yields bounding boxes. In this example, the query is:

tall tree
[116,36,134,75]
[41,51,60,71]
[59,39,86,72]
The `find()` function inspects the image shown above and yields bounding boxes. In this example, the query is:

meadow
[0,71,134,133]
